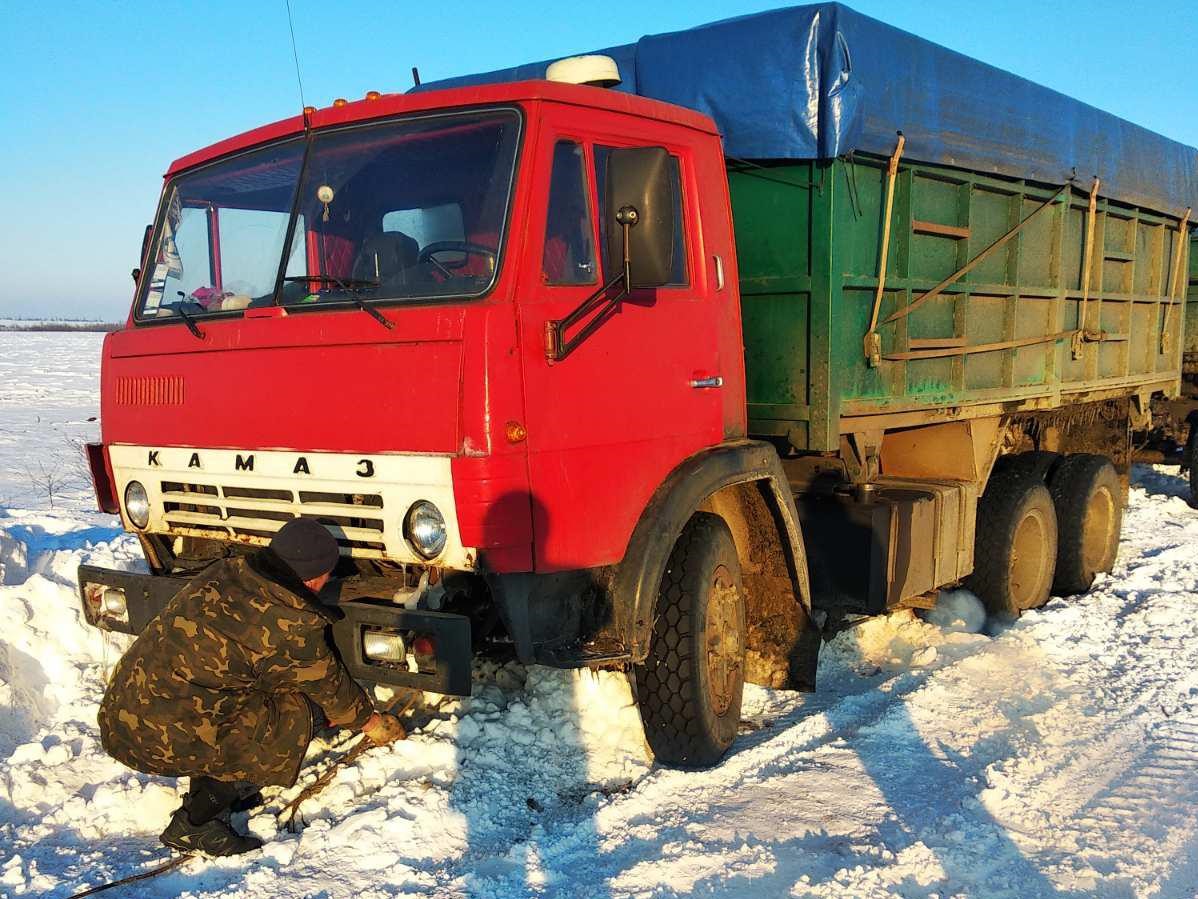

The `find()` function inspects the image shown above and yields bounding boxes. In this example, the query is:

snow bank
[817,591,989,681]
[924,588,987,633]
[0,515,139,750]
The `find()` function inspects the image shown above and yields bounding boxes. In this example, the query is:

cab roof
[166,80,720,177]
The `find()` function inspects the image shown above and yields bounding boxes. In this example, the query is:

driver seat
[352,231,419,285]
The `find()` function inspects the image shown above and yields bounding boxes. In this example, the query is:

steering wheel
[417,241,497,279]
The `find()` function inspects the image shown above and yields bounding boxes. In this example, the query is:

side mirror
[545,146,676,362]
[605,147,674,288]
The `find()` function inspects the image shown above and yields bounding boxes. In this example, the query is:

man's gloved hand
[361,712,405,745]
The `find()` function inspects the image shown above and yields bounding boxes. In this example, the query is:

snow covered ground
[2,330,1198,898]
[0,332,105,510]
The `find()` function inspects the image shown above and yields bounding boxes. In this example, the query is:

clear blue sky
[1,0,1194,322]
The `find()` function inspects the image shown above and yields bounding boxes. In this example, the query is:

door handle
[689,376,724,389]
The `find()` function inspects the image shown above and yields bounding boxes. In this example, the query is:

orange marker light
[505,421,528,444]
[365,90,381,101]
[332,98,348,107]
[303,105,316,116]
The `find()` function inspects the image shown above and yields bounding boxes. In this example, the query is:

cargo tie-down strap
[867,169,1073,361]
[881,328,1121,362]
[1071,178,1102,360]
[867,179,1087,363]
[863,133,905,367]
[882,181,1074,327]
[1161,206,1193,355]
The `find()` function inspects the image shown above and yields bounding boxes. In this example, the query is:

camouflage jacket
[98,550,373,786]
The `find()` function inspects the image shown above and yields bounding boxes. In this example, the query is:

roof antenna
[283,0,310,126]
[411,66,421,88]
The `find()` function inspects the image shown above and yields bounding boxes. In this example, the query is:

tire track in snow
[509,475,1198,898]
[968,479,1198,895]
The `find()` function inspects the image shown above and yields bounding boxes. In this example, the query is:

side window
[147,204,304,312]
[215,208,295,299]
[542,141,597,285]
[143,202,212,315]
[594,145,688,286]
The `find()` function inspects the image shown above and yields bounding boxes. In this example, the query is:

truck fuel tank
[795,477,978,615]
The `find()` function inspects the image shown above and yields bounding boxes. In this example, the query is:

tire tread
[635,514,742,768]
[966,467,1058,618]
[1048,453,1121,595]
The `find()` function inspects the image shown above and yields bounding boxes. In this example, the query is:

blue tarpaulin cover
[417,3,1198,217]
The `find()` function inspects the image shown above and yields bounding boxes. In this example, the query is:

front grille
[161,481,387,555]
[116,375,185,406]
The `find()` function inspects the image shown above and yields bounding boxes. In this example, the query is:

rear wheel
[966,470,1058,618]
[633,513,746,768]
[1048,454,1121,595]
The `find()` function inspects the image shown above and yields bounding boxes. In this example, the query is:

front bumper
[77,565,473,696]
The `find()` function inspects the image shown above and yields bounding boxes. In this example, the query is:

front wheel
[633,513,746,768]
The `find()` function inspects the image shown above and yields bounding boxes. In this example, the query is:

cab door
[517,112,725,572]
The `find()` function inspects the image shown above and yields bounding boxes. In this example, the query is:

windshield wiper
[349,292,395,330]
[173,293,205,339]
[282,275,394,330]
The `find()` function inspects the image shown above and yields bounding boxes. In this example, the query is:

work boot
[160,807,263,856]
[230,788,264,814]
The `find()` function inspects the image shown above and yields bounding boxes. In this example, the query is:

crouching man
[98,518,403,856]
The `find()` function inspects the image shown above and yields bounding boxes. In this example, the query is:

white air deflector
[545,55,621,88]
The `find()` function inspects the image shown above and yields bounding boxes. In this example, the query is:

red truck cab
[80,76,818,767]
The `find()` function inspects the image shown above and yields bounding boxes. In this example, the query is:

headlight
[404,501,447,559]
[101,587,129,626]
[124,481,150,529]
[84,583,130,628]
[363,629,406,663]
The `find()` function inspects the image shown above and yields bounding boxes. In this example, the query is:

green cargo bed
[731,156,1192,452]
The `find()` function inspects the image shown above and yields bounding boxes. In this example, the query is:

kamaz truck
[79,5,1198,766]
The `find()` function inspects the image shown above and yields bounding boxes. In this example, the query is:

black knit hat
[270,519,340,581]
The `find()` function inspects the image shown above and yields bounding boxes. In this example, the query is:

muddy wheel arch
[612,440,819,691]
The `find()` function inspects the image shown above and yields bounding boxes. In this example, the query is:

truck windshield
[137,109,520,320]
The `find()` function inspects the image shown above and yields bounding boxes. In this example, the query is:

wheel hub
[704,564,742,716]
[1082,485,1115,573]
[1010,507,1049,610]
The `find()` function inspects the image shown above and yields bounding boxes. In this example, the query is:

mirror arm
[545,268,628,362]
[621,208,633,294]
[545,218,633,362]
